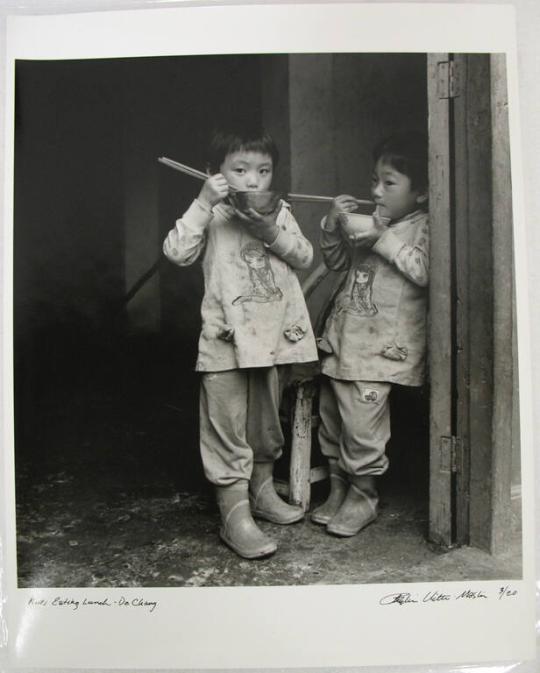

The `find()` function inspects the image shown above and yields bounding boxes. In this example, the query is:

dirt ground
[14,350,522,588]
[15,430,521,588]
[16,471,521,588]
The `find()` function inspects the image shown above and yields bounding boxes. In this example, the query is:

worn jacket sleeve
[372,218,429,287]
[265,204,313,270]
[163,198,213,266]
[319,215,352,272]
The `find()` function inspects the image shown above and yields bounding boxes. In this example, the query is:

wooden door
[452,54,515,553]
[452,53,493,548]
[427,53,454,547]
[427,53,515,553]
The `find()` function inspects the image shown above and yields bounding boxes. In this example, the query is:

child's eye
[234,168,246,175]
[384,181,396,187]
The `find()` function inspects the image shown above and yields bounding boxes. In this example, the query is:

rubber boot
[249,462,304,524]
[216,482,277,559]
[326,475,378,537]
[310,459,348,525]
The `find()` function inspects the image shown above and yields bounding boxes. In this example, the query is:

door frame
[427,53,516,554]
[427,53,454,548]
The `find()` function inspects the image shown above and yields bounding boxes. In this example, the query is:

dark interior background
[13,54,428,501]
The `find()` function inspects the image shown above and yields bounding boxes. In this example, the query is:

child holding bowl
[163,126,317,559]
[313,131,430,537]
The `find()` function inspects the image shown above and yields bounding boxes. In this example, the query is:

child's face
[371,159,426,221]
[220,151,273,192]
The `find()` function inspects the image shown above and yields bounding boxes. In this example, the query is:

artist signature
[379,585,516,606]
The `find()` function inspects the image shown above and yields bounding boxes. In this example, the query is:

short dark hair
[372,130,428,194]
[206,126,279,174]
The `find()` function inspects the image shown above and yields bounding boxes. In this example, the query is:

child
[313,131,429,537]
[163,127,318,558]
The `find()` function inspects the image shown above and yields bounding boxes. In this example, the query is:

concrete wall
[14,59,125,393]
[14,56,262,341]
[14,60,124,337]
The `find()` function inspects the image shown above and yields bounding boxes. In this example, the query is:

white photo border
[0,2,536,670]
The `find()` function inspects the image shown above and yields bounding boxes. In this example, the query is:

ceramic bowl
[229,190,283,216]
[338,212,375,237]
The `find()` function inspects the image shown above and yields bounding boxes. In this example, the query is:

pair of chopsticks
[158,156,373,206]
[158,156,210,182]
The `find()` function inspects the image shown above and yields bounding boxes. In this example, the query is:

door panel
[453,53,471,545]
[427,53,453,547]
[453,54,494,548]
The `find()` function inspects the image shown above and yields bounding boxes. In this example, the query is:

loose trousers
[318,376,391,477]
[199,367,284,486]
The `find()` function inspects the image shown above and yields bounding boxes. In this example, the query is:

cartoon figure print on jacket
[319,208,429,386]
[232,242,283,305]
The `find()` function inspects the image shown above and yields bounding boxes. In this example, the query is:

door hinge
[440,435,462,474]
[437,61,460,99]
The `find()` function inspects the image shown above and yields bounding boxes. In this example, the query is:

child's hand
[347,210,388,248]
[198,174,229,209]
[326,194,359,230]
[234,208,279,244]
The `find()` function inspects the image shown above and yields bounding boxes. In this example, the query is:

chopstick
[158,157,207,181]
[158,156,240,193]
[288,193,374,206]
[158,156,374,206]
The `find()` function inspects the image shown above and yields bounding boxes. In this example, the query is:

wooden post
[453,54,495,548]
[452,53,471,546]
[289,381,316,511]
[460,55,495,552]
[451,54,514,554]
[490,54,514,554]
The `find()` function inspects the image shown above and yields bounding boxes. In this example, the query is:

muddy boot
[249,462,304,524]
[216,482,277,559]
[310,459,349,525]
[326,475,378,537]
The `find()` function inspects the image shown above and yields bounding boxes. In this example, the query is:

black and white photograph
[0,3,537,670]
[12,50,522,587]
